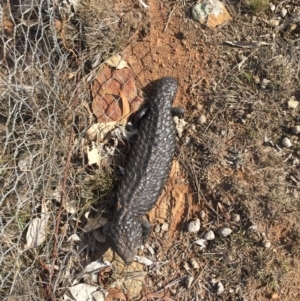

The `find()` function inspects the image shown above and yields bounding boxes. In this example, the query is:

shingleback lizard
[103,77,178,264]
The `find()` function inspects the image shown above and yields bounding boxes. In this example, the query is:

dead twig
[47,22,85,301]
[163,4,177,33]
[224,40,271,48]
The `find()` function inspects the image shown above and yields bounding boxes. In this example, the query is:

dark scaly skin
[103,77,178,264]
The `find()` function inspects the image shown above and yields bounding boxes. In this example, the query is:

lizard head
[103,218,142,265]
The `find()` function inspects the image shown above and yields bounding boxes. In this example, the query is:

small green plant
[241,71,256,87]
[244,0,270,15]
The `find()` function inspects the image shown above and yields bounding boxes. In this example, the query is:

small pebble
[161,223,169,232]
[263,240,271,248]
[204,230,215,240]
[218,227,232,237]
[261,78,270,89]
[200,210,206,219]
[231,213,241,222]
[282,137,292,148]
[290,23,297,31]
[198,114,206,124]
[291,125,300,135]
[196,103,203,110]
[248,225,258,232]
[185,136,191,145]
[288,96,299,109]
[270,4,275,12]
[190,258,200,269]
[216,281,224,295]
[269,19,280,27]
[281,8,287,17]
[187,218,201,233]
[254,76,260,84]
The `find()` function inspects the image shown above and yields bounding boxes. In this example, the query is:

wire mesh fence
[0,0,144,299]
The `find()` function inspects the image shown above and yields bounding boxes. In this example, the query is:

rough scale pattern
[103,77,178,264]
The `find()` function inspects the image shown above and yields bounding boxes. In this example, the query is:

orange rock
[206,3,232,28]
[192,0,232,28]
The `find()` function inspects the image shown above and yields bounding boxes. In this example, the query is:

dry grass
[177,1,300,298]
[0,0,135,299]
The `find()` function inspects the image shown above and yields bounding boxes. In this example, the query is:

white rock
[187,218,201,233]
[191,0,232,28]
[281,8,287,17]
[190,258,200,269]
[204,230,215,240]
[198,114,207,124]
[218,227,232,237]
[254,76,260,84]
[288,96,299,109]
[270,4,275,12]
[200,210,206,219]
[216,281,224,295]
[290,23,297,31]
[185,136,191,144]
[248,225,258,232]
[263,240,271,248]
[231,213,240,222]
[261,78,270,89]
[269,19,280,27]
[291,125,300,135]
[161,223,169,231]
[282,137,292,148]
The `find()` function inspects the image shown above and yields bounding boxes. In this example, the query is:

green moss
[244,0,270,15]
